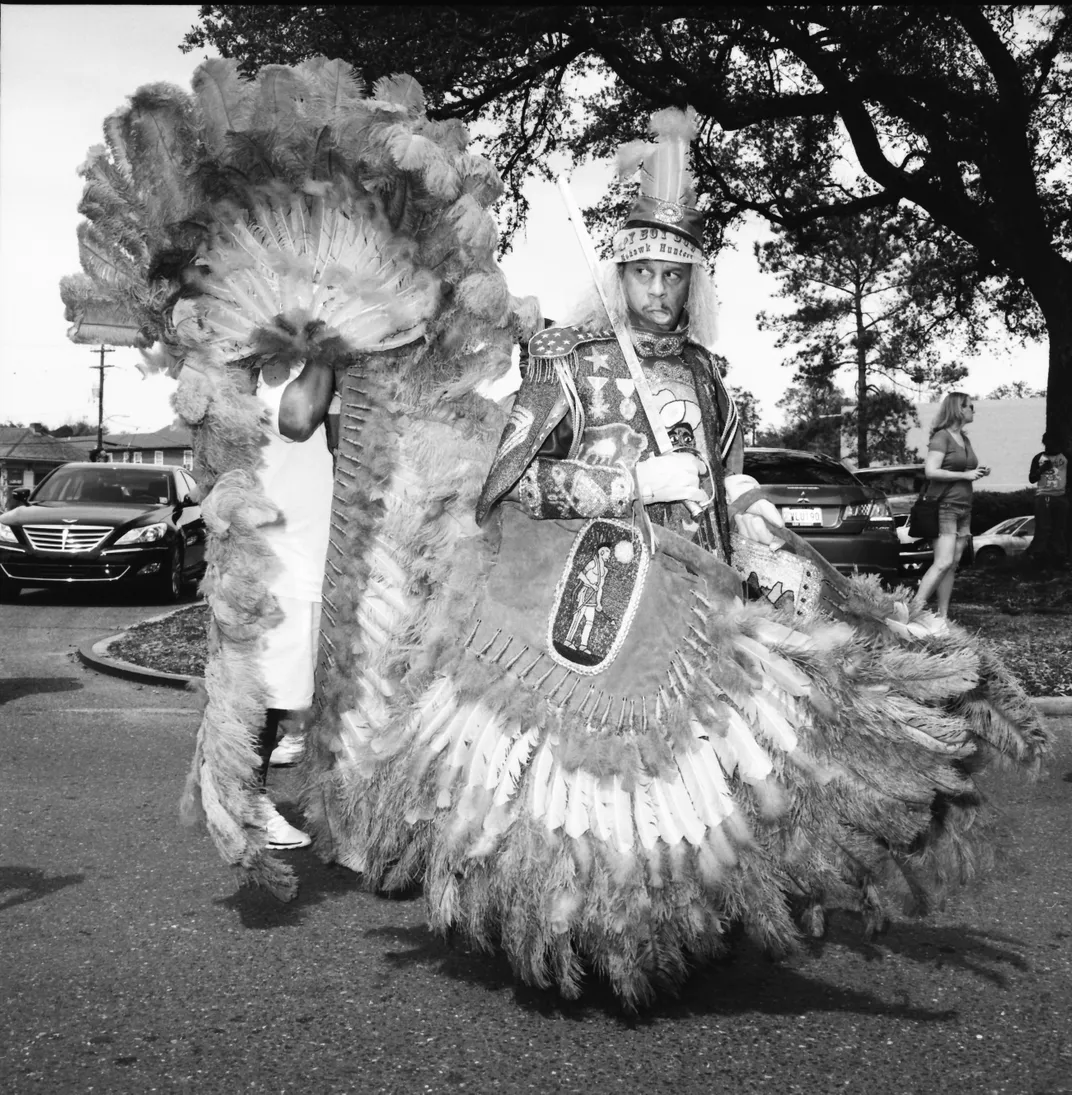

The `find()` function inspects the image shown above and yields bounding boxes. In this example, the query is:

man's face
[621,260,692,332]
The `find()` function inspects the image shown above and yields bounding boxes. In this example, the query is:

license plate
[781,506,822,527]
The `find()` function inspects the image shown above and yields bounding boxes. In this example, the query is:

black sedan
[0,462,206,602]
[743,447,900,584]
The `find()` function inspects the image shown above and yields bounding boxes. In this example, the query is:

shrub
[971,489,1035,534]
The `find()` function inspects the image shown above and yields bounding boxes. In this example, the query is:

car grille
[2,559,131,582]
[22,525,111,552]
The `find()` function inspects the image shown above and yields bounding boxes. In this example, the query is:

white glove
[635,452,708,505]
[724,473,786,549]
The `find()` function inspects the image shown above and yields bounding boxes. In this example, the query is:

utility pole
[90,346,115,461]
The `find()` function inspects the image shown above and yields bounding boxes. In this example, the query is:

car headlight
[114,522,168,546]
[0,523,17,543]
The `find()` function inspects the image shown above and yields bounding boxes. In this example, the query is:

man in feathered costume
[64,61,1049,1009]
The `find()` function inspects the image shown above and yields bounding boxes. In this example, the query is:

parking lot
[2,589,1070,1094]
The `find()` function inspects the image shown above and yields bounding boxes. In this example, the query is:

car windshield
[32,467,174,506]
[989,519,1017,535]
[860,471,922,494]
[743,452,860,486]
[990,517,1032,536]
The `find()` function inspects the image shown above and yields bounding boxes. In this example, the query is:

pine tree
[756,205,970,466]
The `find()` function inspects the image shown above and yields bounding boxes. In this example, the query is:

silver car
[971,516,1035,564]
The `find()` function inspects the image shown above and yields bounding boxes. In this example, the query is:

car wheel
[975,546,1003,566]
[158,543,184,603]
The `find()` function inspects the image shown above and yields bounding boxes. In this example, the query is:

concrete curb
[77,603,203,690]
[77,607,1072,714]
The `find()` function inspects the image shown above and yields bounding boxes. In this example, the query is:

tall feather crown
[61,58,528,377]
[612,107,704,264]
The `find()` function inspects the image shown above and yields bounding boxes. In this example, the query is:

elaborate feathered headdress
[61,59,531,380]
[612,107,704,264]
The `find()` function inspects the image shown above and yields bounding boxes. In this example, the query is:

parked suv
[851,463,934,578]
[743,448,899,583]
[0,462,206,601]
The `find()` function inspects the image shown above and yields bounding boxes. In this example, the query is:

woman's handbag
[908,482,941,539]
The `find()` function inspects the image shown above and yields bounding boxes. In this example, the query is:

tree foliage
[987,381,1047,398]
[773,381,847,459]
[756,204,964,465]
[50,420,98,438]
[183,5,1072,433]
[841,389,921,466]
[733,387,762,446]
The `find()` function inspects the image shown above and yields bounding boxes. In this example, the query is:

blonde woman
[911,392,991,621]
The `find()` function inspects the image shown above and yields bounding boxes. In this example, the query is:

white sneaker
[263,802,311,849]
[269,734,304,767]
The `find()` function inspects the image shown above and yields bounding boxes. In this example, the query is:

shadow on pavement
[812,911,1030,985]
[215,852,368,929]
[0,865,86,911]
[0,676,84,704]
[359,909,1030,1022]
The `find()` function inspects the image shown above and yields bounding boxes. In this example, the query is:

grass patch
[106,603,208,678]
[103,556,1072,696]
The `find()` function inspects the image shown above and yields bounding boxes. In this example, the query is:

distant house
[0,428,89,501]
[101,426,195,470]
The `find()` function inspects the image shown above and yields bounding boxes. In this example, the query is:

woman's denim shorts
[938,501,972,538]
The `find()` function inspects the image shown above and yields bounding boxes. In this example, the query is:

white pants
[260,596,322,710]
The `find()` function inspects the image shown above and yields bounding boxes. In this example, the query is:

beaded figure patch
[548,518,651,674]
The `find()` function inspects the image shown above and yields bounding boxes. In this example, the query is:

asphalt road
[2,588,1070,1094]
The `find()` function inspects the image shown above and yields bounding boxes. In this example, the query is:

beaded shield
[547,518,651,674]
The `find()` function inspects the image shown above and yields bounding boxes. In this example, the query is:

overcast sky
[0,5,1049,434]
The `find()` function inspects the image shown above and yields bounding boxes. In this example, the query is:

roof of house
[106,426,194,449]
[0,428,89,465]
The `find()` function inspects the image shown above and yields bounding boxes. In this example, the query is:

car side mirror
[181,493,200,508]
[10,488,30,507]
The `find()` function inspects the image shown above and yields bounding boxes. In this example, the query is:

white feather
[481,720,519,792]
[493,727,538,807]
[438,703,496,789]
[747,690,800,753]
[544,762,569,833]
[407,694,461,787]
[709,708,774,783]
[733,634,811,695]
[633,782,660,851]
[528,738,555,820]
[671,776,708,846]
[749,616,814,653]
[647,777,685,847]
[460,709,505,792]
[677,741,732,827]
[563,770,593,840]
[610,775,635,853]
[411,678,455,745]
[592,776,615,847]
